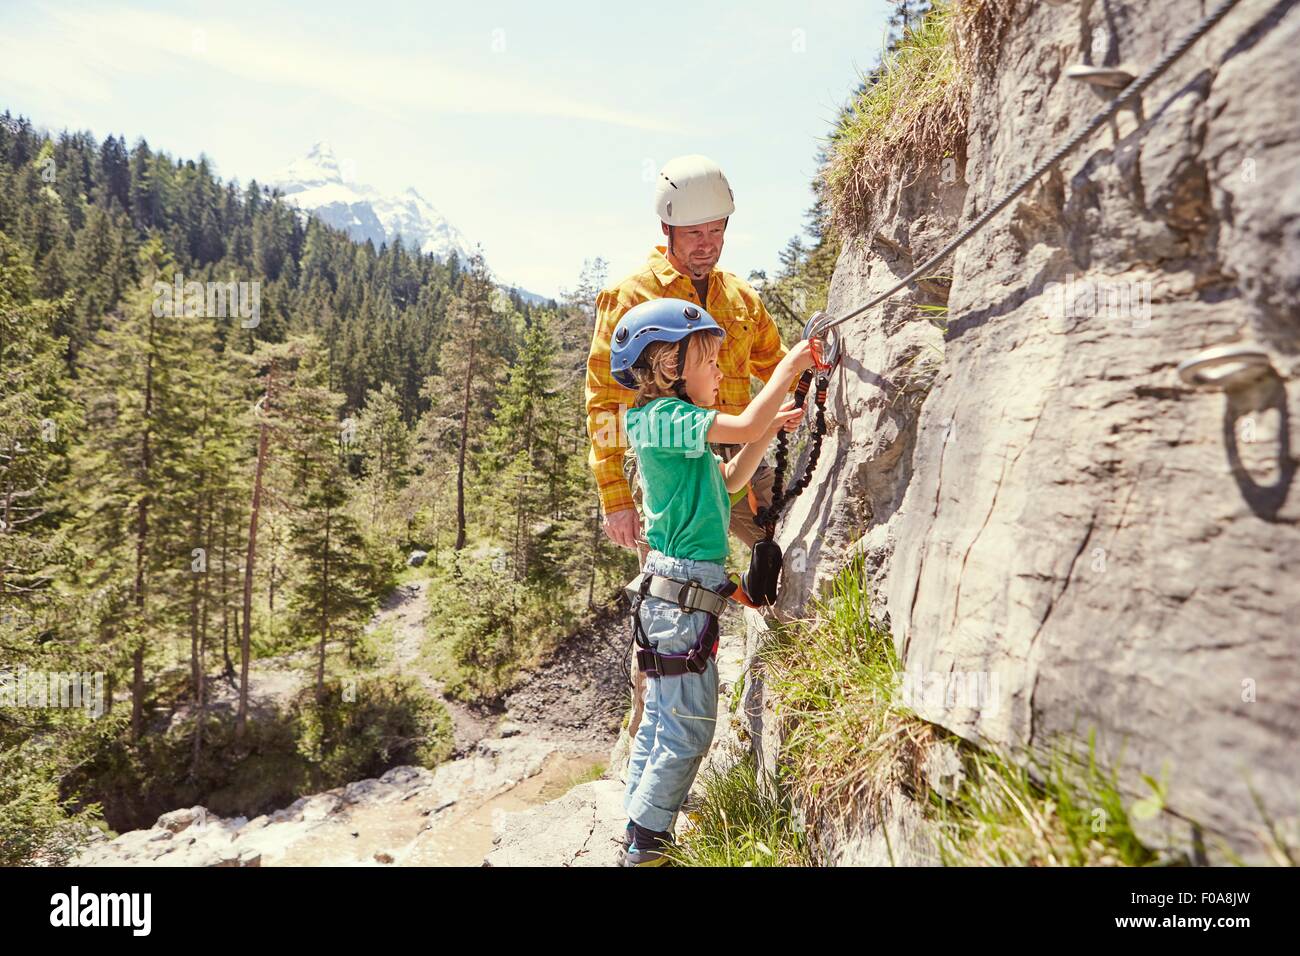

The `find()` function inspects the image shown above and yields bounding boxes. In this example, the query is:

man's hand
[603,508,642,550]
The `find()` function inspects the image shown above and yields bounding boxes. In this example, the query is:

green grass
[893,342,945,409]
[821,2,967,235]
[395,561,432,586]
[563,762,607,790]
[728,669,746,717]
[759,552,933,839]
[356,619,396,667]
[927,731,1162,866]
[1229,782,1299,867]
[669,753,813,867]
[414,624,471,700]
[819,1,1023,236]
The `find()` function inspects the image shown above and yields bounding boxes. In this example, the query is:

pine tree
[420,251,511,551]
[277,338,373,694]
[146,296,246,766]
[0,232,75,645]
[128,139,159,232]
[479,314,571,584]
[353,381,411,536]
[69,239,201,742]
[558,260,631,607]
[96,135,131,215]
[68,203,135,360]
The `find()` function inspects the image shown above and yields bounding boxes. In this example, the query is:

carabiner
[804,311,840,371]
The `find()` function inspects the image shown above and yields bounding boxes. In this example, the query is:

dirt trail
[372,576,629,752]
[372,578,496,753]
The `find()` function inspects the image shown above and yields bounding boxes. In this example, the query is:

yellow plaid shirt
[585,244,789,517]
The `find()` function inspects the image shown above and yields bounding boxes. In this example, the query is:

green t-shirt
[625,397,730,562]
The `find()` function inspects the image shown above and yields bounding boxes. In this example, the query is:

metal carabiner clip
[804,311,840,371]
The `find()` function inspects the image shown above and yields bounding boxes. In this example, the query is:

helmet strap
[673,336,692,401]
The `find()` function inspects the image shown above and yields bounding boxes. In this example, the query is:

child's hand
[766,399,804,438]
[781,339,817,377]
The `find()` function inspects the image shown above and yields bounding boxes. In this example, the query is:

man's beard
[687,253,717,278]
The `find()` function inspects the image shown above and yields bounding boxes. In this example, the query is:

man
[585,154,791,756]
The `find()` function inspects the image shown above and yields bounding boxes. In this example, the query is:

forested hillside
[0,112,640,860]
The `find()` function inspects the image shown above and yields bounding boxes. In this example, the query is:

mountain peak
[280,141,344,188]
[271,143,475,264]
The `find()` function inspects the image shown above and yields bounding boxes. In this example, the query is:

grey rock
[767,0,1299,865]
[300,794,344,821]
[379,765,425,787]
[482,780,628,867]
[156,806,208,834]
[342,779,384,804]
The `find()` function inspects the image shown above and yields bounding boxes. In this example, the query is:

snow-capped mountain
[272,142,475,262]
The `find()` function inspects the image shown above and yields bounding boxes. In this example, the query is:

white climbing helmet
[654,155,735,227]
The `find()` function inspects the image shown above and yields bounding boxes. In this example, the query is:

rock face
[771,0,1299,863]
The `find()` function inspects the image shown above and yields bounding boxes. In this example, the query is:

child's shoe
[616,820,635,850]
[618,824,674,866]
[619,843,671,866]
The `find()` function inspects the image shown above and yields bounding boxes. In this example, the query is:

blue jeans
[623,550,728,833]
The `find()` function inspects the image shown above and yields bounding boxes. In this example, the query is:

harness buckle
[676,578,702,613]
[635,646,662,676]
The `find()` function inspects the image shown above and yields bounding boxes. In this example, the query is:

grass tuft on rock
[670,752,813,867]
[687,554,1257,866]
[820,1,1020,237]
[821,2,966,235]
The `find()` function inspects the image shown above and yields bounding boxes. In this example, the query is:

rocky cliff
[764,0,1298,864]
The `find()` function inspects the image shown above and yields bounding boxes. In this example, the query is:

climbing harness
[626,572,728,677]
[806,0,1249,341]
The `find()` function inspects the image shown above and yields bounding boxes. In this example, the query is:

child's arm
[721,402,804,493]
[706,340,815,446]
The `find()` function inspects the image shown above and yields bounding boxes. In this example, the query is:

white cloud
[3,5,685,134]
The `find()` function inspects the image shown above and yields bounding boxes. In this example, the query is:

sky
[0,0,896,299]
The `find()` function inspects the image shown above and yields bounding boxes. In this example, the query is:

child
[609,297,815,866]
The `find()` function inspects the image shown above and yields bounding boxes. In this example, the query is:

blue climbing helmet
[610,298,725,390]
